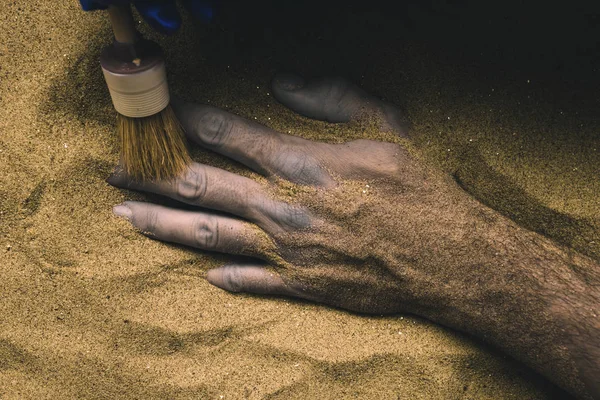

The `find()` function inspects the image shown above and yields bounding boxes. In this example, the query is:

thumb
[271,74,373,123]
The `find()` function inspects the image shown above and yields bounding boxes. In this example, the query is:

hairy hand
[108,74,501,314]
[108,74,600,398]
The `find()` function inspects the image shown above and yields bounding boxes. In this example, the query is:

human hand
[107,73,477,315]
[107,74,600,398]
[80,0,216,34]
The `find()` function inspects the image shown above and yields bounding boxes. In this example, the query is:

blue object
[79,0,217,34]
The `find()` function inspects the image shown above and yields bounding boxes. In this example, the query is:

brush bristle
[118,104,191,181]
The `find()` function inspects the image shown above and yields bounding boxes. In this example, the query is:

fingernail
[106,174,118,186]
[112,203,132,220]
[274,73,305,91]
[106,166,126,186]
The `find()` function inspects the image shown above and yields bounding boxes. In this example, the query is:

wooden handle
[107,4,138,44]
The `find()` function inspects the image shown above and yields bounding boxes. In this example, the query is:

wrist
[405,196,599,398]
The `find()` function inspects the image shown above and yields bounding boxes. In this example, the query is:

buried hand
[108,74,599,398]
[108,74,419,314]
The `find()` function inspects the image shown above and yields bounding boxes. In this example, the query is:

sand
[1,1,598,399]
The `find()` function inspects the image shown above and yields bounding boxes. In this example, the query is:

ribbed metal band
[101,60,169,118]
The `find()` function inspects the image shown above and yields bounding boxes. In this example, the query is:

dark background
[161,0,600,137]
[203,0,600,85]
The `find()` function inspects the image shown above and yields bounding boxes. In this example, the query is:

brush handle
[101,4,170,118]
[107,4,138,44]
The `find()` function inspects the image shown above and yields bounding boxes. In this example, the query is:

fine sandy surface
[1,1,598,399]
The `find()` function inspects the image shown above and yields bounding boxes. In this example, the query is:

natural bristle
[118,104,191,181]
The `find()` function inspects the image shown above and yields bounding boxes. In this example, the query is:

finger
[271,74,375,123]
[107,163,312,233]
[113,201,274,258]
[271,73,410,136]
[171,100,336,187]
[108,162,265,220]
[207,263,301,297]
[134,0,181,34]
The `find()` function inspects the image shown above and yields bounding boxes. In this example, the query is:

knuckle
[315,76,353,122]
[194,108,235,148]
[272,203,311,231]
[222,266,244,292]
[140,207,159,234]
[192,215,219,250]
[276,150,327,186]
[330,79,352,115]
[176,165,208,203]
[286,206,311,229]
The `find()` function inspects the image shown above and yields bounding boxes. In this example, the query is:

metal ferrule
[101,60,170,118]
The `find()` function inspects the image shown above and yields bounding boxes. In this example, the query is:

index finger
[172,100,336,187]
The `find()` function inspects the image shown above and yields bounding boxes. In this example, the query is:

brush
[100,4,191,181]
